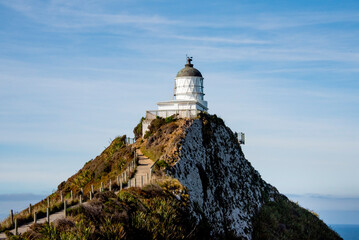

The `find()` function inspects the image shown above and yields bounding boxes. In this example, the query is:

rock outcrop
[143,113,341,239]
[170,115,277,239]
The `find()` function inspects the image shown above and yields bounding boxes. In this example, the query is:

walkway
[0,204,88,239]
[127,149,155,188]
[0,149,155,239]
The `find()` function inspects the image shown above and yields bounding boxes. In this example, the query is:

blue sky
[0,0,358,224]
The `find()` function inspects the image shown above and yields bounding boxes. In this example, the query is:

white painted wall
[174,77,204,101]
[142,119,152,137]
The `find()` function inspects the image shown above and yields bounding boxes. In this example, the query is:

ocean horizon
[0,194,46,222]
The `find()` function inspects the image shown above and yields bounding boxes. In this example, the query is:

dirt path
[127,149,155,188]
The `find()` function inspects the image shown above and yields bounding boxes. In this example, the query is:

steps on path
[126,149,155,188]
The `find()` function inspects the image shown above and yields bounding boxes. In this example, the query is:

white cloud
[0,0,176,29]
[168,35,270,45]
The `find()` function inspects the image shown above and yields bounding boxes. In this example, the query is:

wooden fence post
[120,181,122,190]
[91,184,94,194]
[117,176,120,185]
[89,191,92,200]
[14,219,18,235]
[47,198,50,208]
[46,208,50,223]
[64,201,67,218]
[29,203,32,214]
[60,191,63,203]
[101,182,104,192]
[10,209,13,225]
[34,212,37,224]
[71,190,73,201]
[79,195,83,204]
[109,179,112,191]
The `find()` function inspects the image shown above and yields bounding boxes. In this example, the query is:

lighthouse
[158,57,208,112]
[142,57,208,136]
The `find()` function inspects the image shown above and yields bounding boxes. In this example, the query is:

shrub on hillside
[144,116,176,139]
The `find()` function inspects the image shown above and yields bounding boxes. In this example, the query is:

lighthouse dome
[176,58,203,78]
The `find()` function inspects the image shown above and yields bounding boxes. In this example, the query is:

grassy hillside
[0,135,135,233]
[57,135,134,195]
[5,179,203,240]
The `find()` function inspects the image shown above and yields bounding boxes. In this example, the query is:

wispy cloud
[3,0,359,32]
[168,35,270,45]
[0,0,176,29]
[186,11,359,30]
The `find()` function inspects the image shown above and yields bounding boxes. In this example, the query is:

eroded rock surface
[171,118,277,239]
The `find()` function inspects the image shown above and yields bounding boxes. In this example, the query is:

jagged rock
[170,117,277,239]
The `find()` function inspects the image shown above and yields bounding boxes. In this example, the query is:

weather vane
[186,54,193,64]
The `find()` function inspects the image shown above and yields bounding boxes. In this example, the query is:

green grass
[140,146,163,162]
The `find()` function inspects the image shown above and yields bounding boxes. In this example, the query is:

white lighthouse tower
[142,57,208,136]
[158,57,208,113]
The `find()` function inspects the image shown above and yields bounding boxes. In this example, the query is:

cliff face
[142,113,341,240]
[170,116,277,239]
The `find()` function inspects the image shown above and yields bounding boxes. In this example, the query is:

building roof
[176,57,203,78]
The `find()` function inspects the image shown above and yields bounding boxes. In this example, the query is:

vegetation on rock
[133,117,145,140]
[252,194,342,240]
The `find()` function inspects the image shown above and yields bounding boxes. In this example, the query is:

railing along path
[0,149,154,239]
